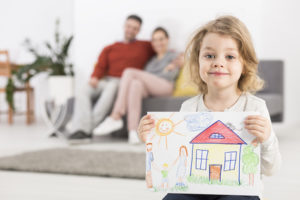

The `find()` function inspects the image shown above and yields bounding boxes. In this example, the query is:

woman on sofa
[93,27,182,143]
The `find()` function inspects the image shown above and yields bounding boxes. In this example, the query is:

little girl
[138,15,281,200]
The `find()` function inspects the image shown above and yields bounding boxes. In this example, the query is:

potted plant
[6,19,74,109]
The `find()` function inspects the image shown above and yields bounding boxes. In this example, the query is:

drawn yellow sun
[156,118,174,136]
[151,113,185,150]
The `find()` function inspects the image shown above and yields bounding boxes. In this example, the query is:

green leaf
[61,36,73,58]
[45,42,53,51]
[55,18,60,45]
[5,78,15,110]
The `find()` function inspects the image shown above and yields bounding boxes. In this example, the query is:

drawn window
[224,151,237,171]
[209,133,225,139]
[196,150,208,170]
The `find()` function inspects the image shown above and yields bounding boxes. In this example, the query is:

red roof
[190,120,246,144]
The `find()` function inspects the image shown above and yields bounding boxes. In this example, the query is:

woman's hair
[152,27,169,38]
[184,15,264,94]
[179,145,188,157]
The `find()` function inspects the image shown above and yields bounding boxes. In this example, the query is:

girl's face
[198,33,243,92]
[152,31,169,55]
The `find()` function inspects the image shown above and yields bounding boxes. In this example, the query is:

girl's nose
[213,63,224,68]
[213,59,224,68]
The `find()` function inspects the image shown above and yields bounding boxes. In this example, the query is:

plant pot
[48,75,74,106]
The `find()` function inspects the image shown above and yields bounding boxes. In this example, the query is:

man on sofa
[69,14,154,142]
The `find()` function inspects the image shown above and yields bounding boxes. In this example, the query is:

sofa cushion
[255,93,283,116]
[173,68,198,97]
[142,96,191,115]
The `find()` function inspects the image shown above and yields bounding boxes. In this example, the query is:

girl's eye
[226,55,235,60]
[204,54,214,59]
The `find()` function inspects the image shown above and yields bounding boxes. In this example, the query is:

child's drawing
[146,112,260,196]
[225,121,244,132]
[146,143,154,188]
[242,145,259,186]
[189,120,246,185]
[173,145,188,189]
[152,162,175,190]
[184,113,213,132]
[151,112,185,150]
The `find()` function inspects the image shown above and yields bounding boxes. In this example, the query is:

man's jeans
[71,76,120,134]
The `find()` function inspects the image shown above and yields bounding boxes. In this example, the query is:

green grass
[152,184,189,192]
[152,186,168,192]
[152,175,243,193]
[171,184,189,192]
[187,175,240,186]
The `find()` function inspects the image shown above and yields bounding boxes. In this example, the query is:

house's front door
[209,165,221,181]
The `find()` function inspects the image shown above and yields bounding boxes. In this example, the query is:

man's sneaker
[93,117,123,136]
[68,130,91,144]
[128,130,140,144]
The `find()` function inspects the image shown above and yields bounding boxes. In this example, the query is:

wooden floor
[0,117,299,200]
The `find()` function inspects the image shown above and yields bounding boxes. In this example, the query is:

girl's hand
[138,114,155,142]
[244,115,271,144]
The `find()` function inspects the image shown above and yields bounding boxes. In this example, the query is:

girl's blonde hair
[184,15,264,94]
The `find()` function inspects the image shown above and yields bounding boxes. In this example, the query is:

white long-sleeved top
[180,92,281,192]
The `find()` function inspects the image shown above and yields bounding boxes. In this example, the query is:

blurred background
[0,0,299,199]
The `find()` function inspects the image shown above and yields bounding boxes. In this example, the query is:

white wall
[0,0,74,118]
[0,0,74,63]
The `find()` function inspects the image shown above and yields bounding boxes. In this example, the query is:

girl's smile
[208,71,230,76]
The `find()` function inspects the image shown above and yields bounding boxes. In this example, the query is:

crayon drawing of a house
[189,120,246,185]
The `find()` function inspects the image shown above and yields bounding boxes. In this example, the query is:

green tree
[242,145,259,186]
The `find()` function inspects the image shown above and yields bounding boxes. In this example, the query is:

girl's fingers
[141,115,155,125]
[247,129,262,138]
[142,114,152,120]
[245,124,264,133]
[139,124,154,135]
[244,119,265,127]
[245,115,271,143]
[246,115,262,119]
[140,129,154,142]
[246,115,267,122]
[141,114,150,121]
[138,114,157,142]
[139,129,153,139]
[143,124,154,132]
[141,131,151,139]
[142,119,155,126]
